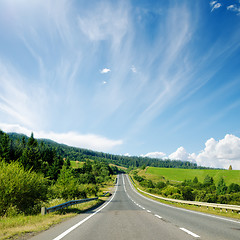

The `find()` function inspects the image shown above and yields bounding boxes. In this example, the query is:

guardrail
[41,192,109,215]
[128,175,240,214]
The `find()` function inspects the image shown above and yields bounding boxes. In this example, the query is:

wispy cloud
[210,1,222,12]
[131,65,137,73]
[77,1,129,50]
[227,4,240,15]
[0,60,44,129]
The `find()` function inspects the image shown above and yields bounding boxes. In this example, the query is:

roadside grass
[129,174,240,220]
[146,167,240,185]
[0,177,116,240]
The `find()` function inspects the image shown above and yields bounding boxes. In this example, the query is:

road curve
[31,174,240,240]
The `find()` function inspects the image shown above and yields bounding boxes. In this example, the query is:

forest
[0,130,117,217]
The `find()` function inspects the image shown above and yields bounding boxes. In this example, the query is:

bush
[0,161,48,216]
[161,186,180,197]
[180,186,194,201]
[155,181,166,189]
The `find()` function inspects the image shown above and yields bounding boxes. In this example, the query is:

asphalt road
[31,174,240,240]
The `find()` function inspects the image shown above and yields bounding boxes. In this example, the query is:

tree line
[8,133,204,169]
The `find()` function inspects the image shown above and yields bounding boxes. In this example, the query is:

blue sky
[1,0,240,169]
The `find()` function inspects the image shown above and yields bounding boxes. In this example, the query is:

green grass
[146,167,240,185]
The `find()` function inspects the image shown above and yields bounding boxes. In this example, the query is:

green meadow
[146,167,240,185]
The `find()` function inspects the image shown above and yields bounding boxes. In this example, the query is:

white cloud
[142,134,240,169]
[100,68,111,74]
[0,123,123,152]
[142,151,167,159]
[169,147,196,162]
[196,134,240,169]
[102,81,107,84]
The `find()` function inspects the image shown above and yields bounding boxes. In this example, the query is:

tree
[203,175,214,186]
[0,133,11,162]
[193,176,198,184]
[27,133,38,147]
[217,177,227,195]
[20,146,41,171]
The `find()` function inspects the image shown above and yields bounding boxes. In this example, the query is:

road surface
[31,174,240,240]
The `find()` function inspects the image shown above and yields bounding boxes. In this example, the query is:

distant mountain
[6,131,204,169]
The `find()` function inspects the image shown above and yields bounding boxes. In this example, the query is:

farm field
[146,167,240,185]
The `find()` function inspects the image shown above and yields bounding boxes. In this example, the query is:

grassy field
[146,167,240,185]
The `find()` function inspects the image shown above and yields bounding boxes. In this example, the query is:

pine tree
[0,133,11,162]
[217,177,227,195]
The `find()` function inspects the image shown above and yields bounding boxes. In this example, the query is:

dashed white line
[154,214,162,219]
[180,228,200,238]
[147,210,151,213]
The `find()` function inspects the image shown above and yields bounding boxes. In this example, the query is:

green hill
[146,167,240,185]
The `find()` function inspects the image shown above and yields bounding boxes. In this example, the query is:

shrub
[155,181,166,189]
[194,190,207,202]
[204,193,217,203]
[227,183,240,194]
[0,161,48,216]
[180,186,194,201]
[161,186,180,197]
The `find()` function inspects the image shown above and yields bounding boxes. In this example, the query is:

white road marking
[180,228,200,238]
[147,210,151,213]
[154,214,162,219]
[53,176,119,240]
